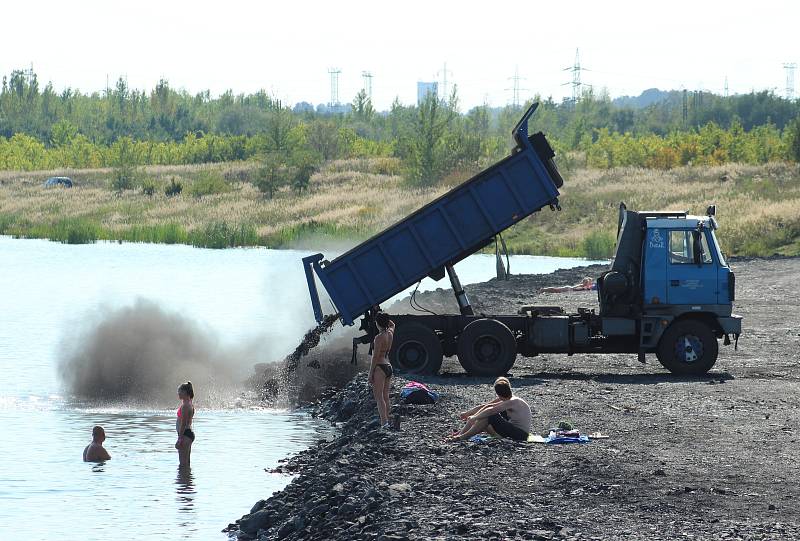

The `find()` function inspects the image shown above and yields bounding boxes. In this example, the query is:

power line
[361,71,373,101]
[563,48,590,102]
[328,68,341,106]
[784,62,797,100]
[505,65,528,107]
[437,62,453,100]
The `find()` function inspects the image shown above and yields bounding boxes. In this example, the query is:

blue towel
[544,434,590,444]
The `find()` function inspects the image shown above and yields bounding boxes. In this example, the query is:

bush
[141,178,157,196]
[189,170,230,197]
[189,222,258,248]
[111,164,136,192]
[372,157,402,176]
[30,217,101,244]
[582,230,615,259]
[165,178,183,197]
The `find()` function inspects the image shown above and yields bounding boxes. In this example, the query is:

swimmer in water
[83,425,111,462]
[175,381,195,467]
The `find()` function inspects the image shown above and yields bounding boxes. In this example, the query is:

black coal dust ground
[227,257,800,541]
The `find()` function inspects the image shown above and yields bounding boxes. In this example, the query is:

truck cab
[598,204,741,375]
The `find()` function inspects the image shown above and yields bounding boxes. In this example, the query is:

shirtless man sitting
[447,377,532,442]
[83,426,111,462]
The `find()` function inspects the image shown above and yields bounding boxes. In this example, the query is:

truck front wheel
[457,319,517,376]
[389,322,443,375]
[656,320,719,375]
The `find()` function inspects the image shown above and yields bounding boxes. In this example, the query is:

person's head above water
[494,377,513,399]
[178,381,194,400]
[92,425,106,443]
[375,312,391,331]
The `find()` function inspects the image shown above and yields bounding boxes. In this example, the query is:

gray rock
[339,399,358,419]
[338,501,357,517]
[309,503,330,516]
[276,520,295,539]
[249,499,266,514]
[388,482,412,497]
[238,510,275,535]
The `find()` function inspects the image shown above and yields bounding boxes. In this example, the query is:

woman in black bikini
[370,313,394,428]
[175,381,195,467]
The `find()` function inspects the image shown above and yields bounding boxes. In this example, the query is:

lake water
[0,236,603,539]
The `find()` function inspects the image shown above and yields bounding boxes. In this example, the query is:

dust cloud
[58,298,274,406]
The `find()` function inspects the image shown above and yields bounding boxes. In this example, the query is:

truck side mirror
[706,205,716,217]
[692,230,703,265]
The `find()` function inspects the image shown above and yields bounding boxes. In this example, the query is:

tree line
[2,70,800,181]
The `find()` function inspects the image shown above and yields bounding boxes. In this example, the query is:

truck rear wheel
[457,318,517,376]
[389,322,443,375]
[656,320,718,375]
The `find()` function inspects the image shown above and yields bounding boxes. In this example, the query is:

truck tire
[457,318,517,376]
[389,322,443,375]
[656,319,718,375]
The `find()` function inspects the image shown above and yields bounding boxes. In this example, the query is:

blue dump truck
[302,104,742,377]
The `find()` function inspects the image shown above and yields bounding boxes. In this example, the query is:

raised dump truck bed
[301,103,741,377]
[303,103,563,326]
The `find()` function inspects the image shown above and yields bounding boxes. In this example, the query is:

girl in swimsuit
[370,312,395,428]
[175,381,195,467]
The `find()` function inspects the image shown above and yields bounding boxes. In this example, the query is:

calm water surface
[0,236,602,539]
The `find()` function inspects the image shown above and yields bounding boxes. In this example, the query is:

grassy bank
[1,159,798,257]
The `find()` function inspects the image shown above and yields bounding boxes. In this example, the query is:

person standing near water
[369,313,394,429]
[175,381,195,467]
[83,425,111,462]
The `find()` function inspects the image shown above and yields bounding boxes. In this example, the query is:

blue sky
[3,0,798,109]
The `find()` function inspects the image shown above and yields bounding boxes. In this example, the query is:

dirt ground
[406,257,800,538]
[233,257,800,540]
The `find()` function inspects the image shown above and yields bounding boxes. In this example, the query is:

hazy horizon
[3,0,798,109]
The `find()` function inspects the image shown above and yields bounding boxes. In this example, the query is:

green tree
[404,90,458,185]
[110,136,138,192]
[290,152,319,194]
[789,116,800,163]
[256,152,286,199]
[307,119,341,160]
[352,89,374,121]
[50,120,78,147]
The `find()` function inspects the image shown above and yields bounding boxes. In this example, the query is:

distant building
[417,81,438,104]
[315,103,352,115]
[293,102,314,114]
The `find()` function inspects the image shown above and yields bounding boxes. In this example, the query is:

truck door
[642,226,667,305]
[666,229,717,306]
[709,230,733,305]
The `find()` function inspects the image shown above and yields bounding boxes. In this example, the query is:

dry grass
[0,158,447,249]
[504,161,800,256]
[1,159,798,255]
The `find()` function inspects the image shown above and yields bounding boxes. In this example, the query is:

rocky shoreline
[227,258,800,540]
